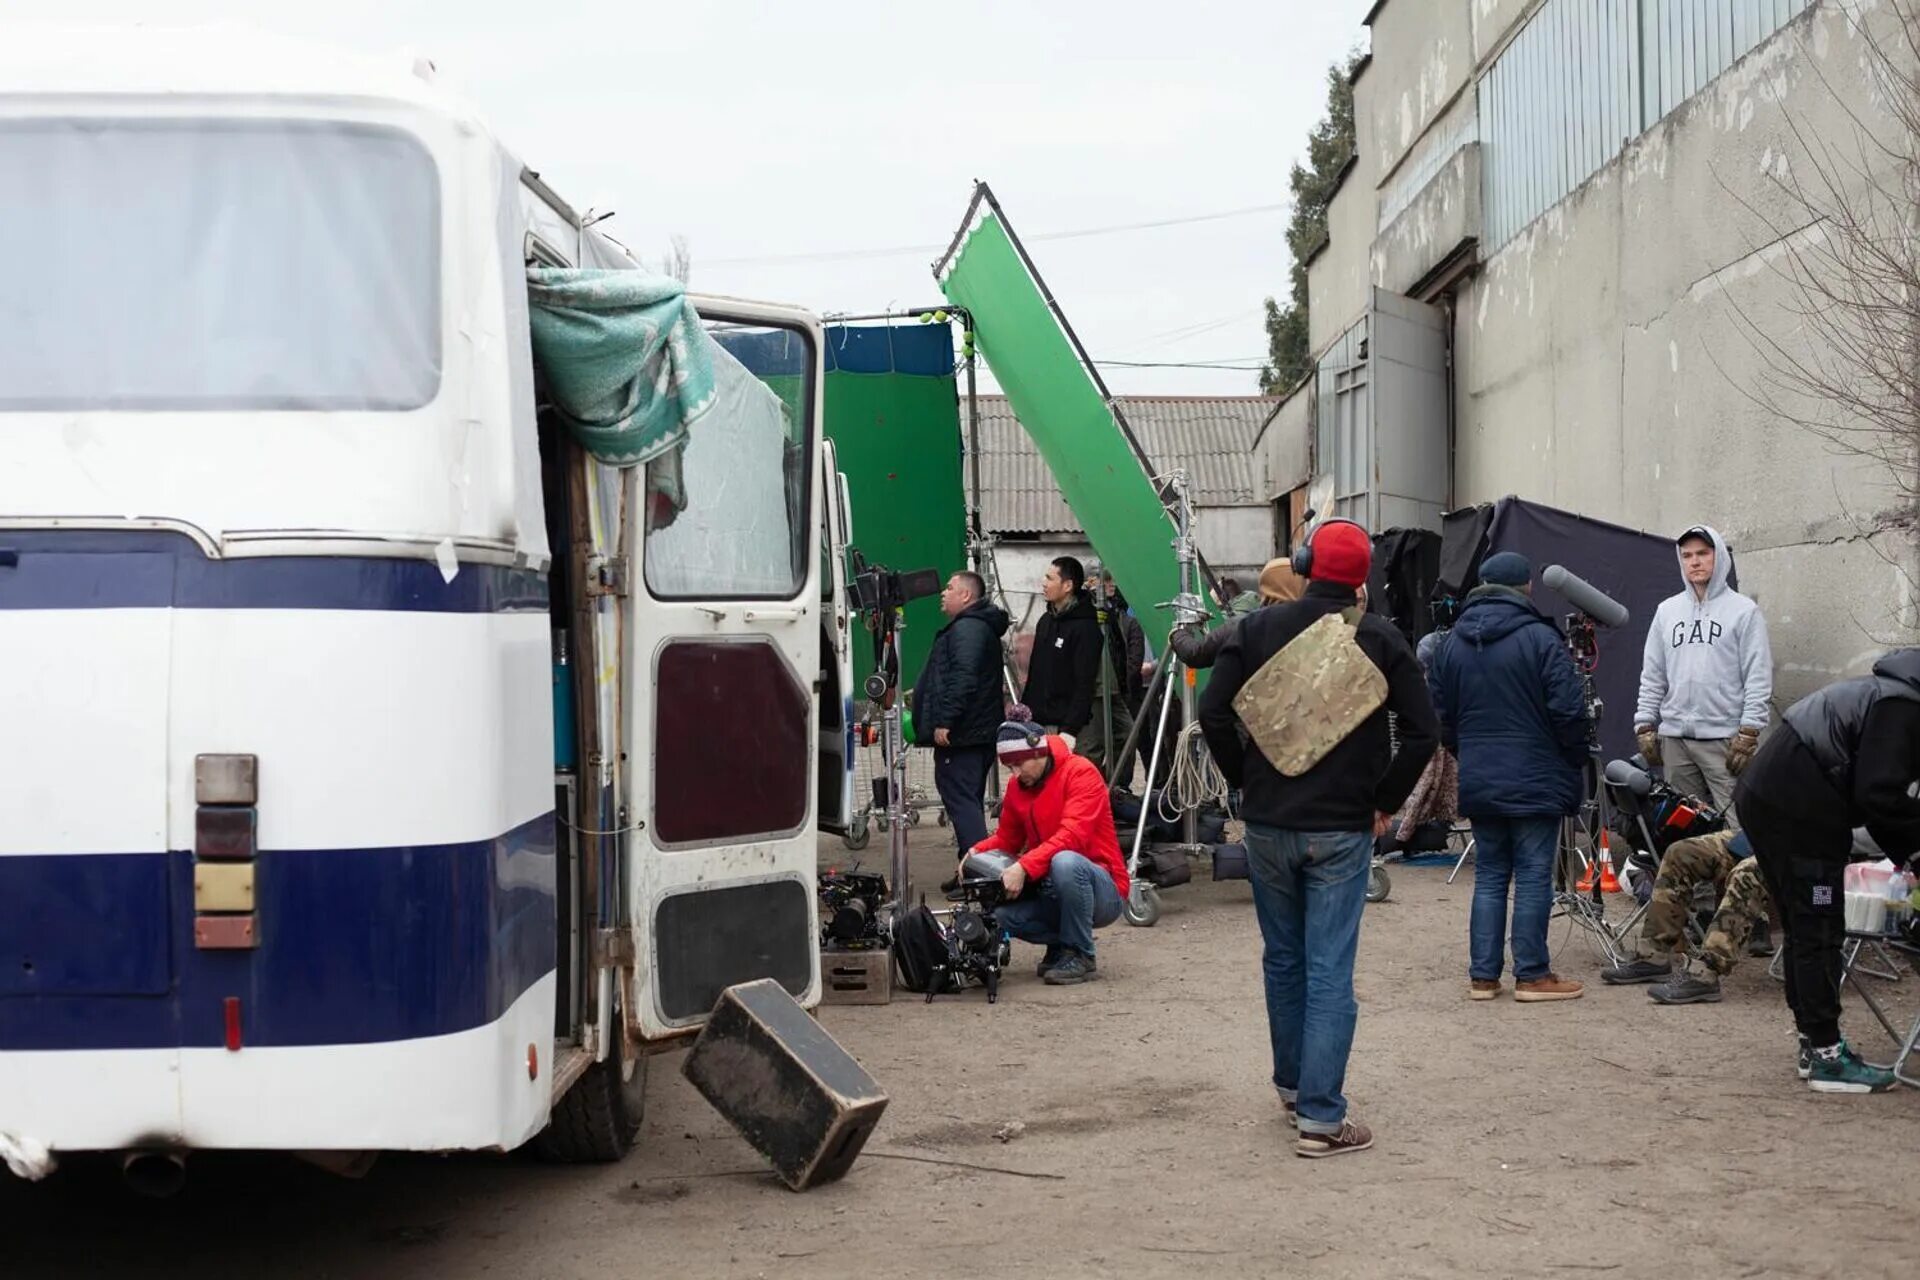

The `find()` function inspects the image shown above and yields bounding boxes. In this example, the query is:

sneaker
[1469,979,1502,1001]
[1514,974,1584,1002]
[1601,957,1671,985]
[1748,934,1777,959]
[1649,972,1722,1004]
[1035,945,1064,978]
[1797,1035,1813,1081]
[1807,1041,1897,1094]
[1042,951,1099,985]
[1296,1120,1373,1159]
[1279,1096,1297,1129]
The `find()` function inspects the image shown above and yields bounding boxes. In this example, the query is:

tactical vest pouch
[1231,608,1386,777]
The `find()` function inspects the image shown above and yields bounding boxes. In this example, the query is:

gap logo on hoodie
[1635,525,1775,741]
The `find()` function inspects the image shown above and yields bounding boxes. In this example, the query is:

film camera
[930,851,1015,1003]
[847,550,942,619]
[818,868,889,949]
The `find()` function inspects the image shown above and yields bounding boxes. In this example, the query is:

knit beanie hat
[1478,551,1532,588]
[996,720,1049,766]
[1257,557,1306,604]
[1307,521,1372,588]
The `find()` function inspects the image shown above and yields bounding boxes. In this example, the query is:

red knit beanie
[1308,521,1372,587]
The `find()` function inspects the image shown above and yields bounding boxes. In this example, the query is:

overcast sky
[22,0,1373,395]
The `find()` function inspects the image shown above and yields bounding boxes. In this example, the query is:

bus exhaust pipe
[121,1150,187,1198]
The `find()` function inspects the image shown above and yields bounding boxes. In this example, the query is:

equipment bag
[1231,608,1385,777]
[891,903,946,994]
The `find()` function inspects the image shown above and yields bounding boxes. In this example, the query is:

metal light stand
[1111,469,1212,928]
[861,615,915,922]
[1549,616,1631,967]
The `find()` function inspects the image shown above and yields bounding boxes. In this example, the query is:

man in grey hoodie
[1634,525,1773,824]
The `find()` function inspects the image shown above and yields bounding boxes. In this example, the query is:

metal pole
[1128,660,1181,887]
[1166,471,1205,849]
[883,624,913,915]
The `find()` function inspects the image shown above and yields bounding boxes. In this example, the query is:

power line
[1092,357,1275,370]
[703,200,1288,268]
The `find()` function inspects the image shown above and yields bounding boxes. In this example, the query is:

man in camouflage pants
[1602,830,1772,1004]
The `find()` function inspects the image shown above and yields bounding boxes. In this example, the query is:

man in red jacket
[960,720,1131,985]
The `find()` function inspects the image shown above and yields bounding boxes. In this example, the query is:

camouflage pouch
[1231,608,1386,777]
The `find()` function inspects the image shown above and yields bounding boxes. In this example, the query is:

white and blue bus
[0,27,856,1184]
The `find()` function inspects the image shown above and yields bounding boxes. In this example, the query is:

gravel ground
[5,827,1918,1278]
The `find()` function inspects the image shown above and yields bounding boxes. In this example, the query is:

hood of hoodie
[1453,586,1555,646]
[1676,524,1734,601]
[1873,647,1920,695]
[1052,594,1099,628]
[954,598,1011,637]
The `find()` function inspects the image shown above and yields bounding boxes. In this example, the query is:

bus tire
[534,1018,648,1163]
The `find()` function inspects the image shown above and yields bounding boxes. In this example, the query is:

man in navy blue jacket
[1427,552,1592,1004]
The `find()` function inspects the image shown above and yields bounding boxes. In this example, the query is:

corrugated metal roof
[975,395,1278,534]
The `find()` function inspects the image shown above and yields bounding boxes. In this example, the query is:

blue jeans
[993,852,1123,957]
[1243,824,1372,1136]
[1468,816,1560,982]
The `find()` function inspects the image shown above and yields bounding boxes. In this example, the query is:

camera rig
[925,874,1012,1003]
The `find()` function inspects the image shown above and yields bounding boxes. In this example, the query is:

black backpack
[891,902,946,994]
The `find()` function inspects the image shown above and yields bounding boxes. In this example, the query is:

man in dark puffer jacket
[913,571,1010,854]
[1427,552,1591,1004]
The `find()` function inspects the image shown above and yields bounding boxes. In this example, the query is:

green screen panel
[824,369,967,696]
[939,214,1185,651]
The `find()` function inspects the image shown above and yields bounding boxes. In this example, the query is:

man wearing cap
[960,720,1131,986]
[1428,552,1592,1004]
[1200,520,1438,1160]
[1635,525,1773,824]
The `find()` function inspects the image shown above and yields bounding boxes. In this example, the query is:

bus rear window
[0,119,440,411]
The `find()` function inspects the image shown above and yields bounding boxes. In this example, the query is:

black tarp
[1373,527,1443,643]
[1435,496,1682,761]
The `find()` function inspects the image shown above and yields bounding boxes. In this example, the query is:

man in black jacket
[1199,520,1438,1160]
[913,571,1010,854]
[1021,556,1102,741]
[1735,649,1920,1094]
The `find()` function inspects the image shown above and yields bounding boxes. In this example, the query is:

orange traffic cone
[1576,853,1597,894]
[1597,830,1623,894]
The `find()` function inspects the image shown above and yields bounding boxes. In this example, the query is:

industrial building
[1280,0,1917,704]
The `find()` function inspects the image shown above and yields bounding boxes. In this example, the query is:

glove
[1635,727,1663,766]
[1726,727,1761,776]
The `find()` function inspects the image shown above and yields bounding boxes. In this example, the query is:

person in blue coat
[1427,552,1592,1004]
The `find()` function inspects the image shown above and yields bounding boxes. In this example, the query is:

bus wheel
[534,1010,648,1163]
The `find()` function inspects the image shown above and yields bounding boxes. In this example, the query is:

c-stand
[1549,611,1634,966]
[847,553,941,923]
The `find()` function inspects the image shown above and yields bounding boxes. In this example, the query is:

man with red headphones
[1200,517,1439,1160]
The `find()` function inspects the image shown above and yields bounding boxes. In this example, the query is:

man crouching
[960,720,1131,985]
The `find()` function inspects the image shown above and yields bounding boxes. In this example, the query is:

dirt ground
[6,827,1919,1279]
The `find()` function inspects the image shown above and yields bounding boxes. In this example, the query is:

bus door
[623,300,825,1038]
[817,438,855,836]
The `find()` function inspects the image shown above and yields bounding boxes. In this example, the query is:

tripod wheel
[1123,884,1162,928]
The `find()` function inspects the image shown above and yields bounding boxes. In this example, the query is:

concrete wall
[1452,0,1919,704]
[1307,63,1381,355]
[1470,0,1539,63]
[1256,382,1313,500]
[1366,0,1476,180]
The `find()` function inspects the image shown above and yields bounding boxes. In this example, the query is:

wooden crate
[820,947,892,1006]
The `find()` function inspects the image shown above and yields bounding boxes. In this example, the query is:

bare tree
[658,234,692,285]
[1716,1,1920,534]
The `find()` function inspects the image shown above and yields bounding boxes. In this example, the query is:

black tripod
[1548,612,1634,967]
